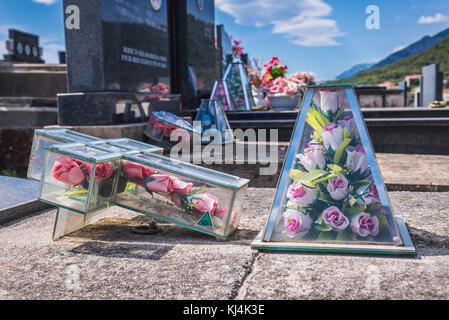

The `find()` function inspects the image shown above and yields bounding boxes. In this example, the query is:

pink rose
[75,161,114,182]
[350,212,379,237]
[173,179,193,195]
[145,174,175,194]
[356,184,381,206]
[287,182,317,207]
[52,156,85,186]
[322,206,349,232]
[214,207,229,220]
[327,176,349,201]
[297,144,326,171]
[122,162,155,180]
[164,125,178,138]
[153,119,166,133]
[283,209,313,238]
[192,193,218,215]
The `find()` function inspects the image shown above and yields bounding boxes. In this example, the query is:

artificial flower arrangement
[51,156,116,200]
[231,37,244,59]
[119,161,239,232]
[279,90,392,243]
[146,111,194,145]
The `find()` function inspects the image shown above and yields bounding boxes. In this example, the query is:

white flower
[345,145,369,174]
[320,91,340,114]
[321,123,343,151]
[296,145,326,171]
[287,182,317,207]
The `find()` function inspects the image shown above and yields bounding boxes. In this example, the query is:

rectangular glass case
[38,143,122,214]
[114,152,249,239]
[28,129,101,180]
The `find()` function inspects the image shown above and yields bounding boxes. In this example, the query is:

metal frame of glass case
[251,84,415,255]
[194,99,234,145]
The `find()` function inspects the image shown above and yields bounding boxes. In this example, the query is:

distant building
[378,81,399,90]
[405,74,421,87]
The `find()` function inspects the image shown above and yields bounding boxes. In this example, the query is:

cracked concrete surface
[0,189,448,300]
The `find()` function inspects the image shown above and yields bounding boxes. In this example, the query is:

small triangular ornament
[252,84,415,255]
[197,211,214,230]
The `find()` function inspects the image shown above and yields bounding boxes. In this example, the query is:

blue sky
[1,0,449,80]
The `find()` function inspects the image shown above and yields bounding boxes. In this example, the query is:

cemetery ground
[0,183,449,299]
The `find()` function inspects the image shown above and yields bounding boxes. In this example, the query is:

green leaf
[333,138,352,165]
[342,128,352,140]
[327,164,345,175]
[317,230,337,241]
[312,173,338,185]
[314,223,333,232]
[192,185,206,195]
[344,206,365,219]
[336,228,353,241]
[333,106,346,123]
[289,169,306,181]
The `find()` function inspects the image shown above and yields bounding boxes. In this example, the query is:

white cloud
[418,13,449,24]
[32,0,59,5]
[40,37,65,63]
[215,0,344,47]
[392,45,407,53]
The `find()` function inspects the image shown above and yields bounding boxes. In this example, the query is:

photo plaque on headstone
[3,29,44,63]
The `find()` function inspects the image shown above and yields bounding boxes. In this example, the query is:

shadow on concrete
[63,215,259,247]
[70,241,174,261]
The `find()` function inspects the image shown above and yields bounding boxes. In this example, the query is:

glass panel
[115,160,235,237]
[194,100,234,144]
[39,150,119,213]
[28,135,63,180]
[132,153,246,188]
[226,185,247,236]
[270,88,397,245]
[106,139,163,154]
[210,80,236,111]
[145,111,194,144]
[50,130,100,143]
[224,61,255,111]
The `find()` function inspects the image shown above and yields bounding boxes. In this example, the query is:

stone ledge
[0,189,448,300]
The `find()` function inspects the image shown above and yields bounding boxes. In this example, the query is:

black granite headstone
[3,29,44,63]
[216,24,232,78]
[169,0,216,108]
[59,0,180,125]
[420,63,444,107]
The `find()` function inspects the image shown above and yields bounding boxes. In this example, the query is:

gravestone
[170,0,216,107]
[59,0,180,126]
[3,29,44,63]
[398,81,407,107]
[216,24,233,79]
[420,63,443,107]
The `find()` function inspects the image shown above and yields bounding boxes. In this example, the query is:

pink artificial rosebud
[153,119,166,133]
[145,174,175,194]
[52,156,85,186]
[297,144,326,172]
[192,193,218,215]
[350,212,379,237]
[172,179,193,195]
[287,182,317,207]
[322,206,349,232]
[321,123,343,151]
[283,209,313,238]
[345,145,368,174]
[356,184,381,206]
[164,125,178,138]
[327,176,349,201]
[122,162,155,180]
[214,207,229,220]
[170,193,184,207]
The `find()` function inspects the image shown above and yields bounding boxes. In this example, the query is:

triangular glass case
[252,84,415,255]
